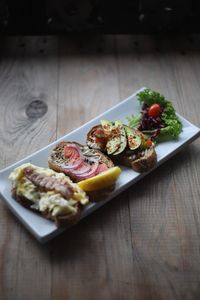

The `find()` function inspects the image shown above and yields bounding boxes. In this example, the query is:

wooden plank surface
[0,36,58,300]
[0,35,200,300]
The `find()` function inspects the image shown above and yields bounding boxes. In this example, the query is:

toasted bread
[9,163,88,227]
[11,187,81,227]
[111,146,157,173]
[86,184,115,202]
[86,124,157,173]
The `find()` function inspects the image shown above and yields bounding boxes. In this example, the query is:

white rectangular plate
[0,87,200,243]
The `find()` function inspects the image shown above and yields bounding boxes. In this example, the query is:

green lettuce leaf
[137,89,167,106]
[127,114,141,128]
[128,88,183,140]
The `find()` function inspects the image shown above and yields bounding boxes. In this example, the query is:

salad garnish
[127,88,182,141]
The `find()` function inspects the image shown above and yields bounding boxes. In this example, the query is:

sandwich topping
[87,120,154,158]
[51,142,110,181]
[23,167,73,199]
[86,126,107,152]
[9,163,88,217]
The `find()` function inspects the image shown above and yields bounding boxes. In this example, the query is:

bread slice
[9,163,88,227]
[48,141,114,183]
[111,146,157,173]
[86,184,115,202]
[12,188,81,227]
[86,125,157,173]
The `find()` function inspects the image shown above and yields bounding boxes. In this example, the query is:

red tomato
[144,140,153,147]
[148,104,161,117]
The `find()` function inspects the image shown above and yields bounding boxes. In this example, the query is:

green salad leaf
[160,106,182,139]
[137,89,166,106]
[127,114,141,128]
[128,88,182,141]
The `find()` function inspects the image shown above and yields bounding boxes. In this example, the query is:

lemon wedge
[78,167,122,192]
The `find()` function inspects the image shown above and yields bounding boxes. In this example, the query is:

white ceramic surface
[0,87,200,243]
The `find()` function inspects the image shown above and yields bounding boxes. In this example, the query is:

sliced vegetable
[76,162,99,180]
[71,163,91,175]
[124,126,141,150]
[63,158,83,170]
[107,137,121,155]
[101,120,121,155]
[64,144,80,160]
[96,163,108,174]
[101,120,113,137]
[112,121,127,155]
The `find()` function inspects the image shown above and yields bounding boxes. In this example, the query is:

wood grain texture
[117,34,200,300]
[0,35,200,300]
[53,35,135,300]
[56,36,120,137]
[0,36,59,300]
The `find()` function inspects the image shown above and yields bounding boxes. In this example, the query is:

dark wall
[1,0,200,34]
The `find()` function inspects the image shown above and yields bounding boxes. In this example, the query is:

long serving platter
[0,87,200,243]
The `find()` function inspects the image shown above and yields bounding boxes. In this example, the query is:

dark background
[1,0,200,34]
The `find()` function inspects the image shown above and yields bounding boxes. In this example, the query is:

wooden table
[0,35,200,300]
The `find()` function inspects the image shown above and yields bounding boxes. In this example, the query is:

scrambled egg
[9,163,88,217]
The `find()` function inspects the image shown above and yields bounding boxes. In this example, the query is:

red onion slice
[65,143,85,160]
[71,163,91,175]
[64,145,79,159]
[63,158,83,170]
[76,162,99,180]
[95,163,108,175]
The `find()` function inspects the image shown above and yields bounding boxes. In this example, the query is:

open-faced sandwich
[9,163,89,227]
[87,120,157,173]
[48,141,121,201]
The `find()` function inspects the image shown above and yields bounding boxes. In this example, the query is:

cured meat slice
[24,167,73,199]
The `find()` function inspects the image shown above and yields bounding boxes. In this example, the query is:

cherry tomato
[148,104,161,117]
[144,140,153,147]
